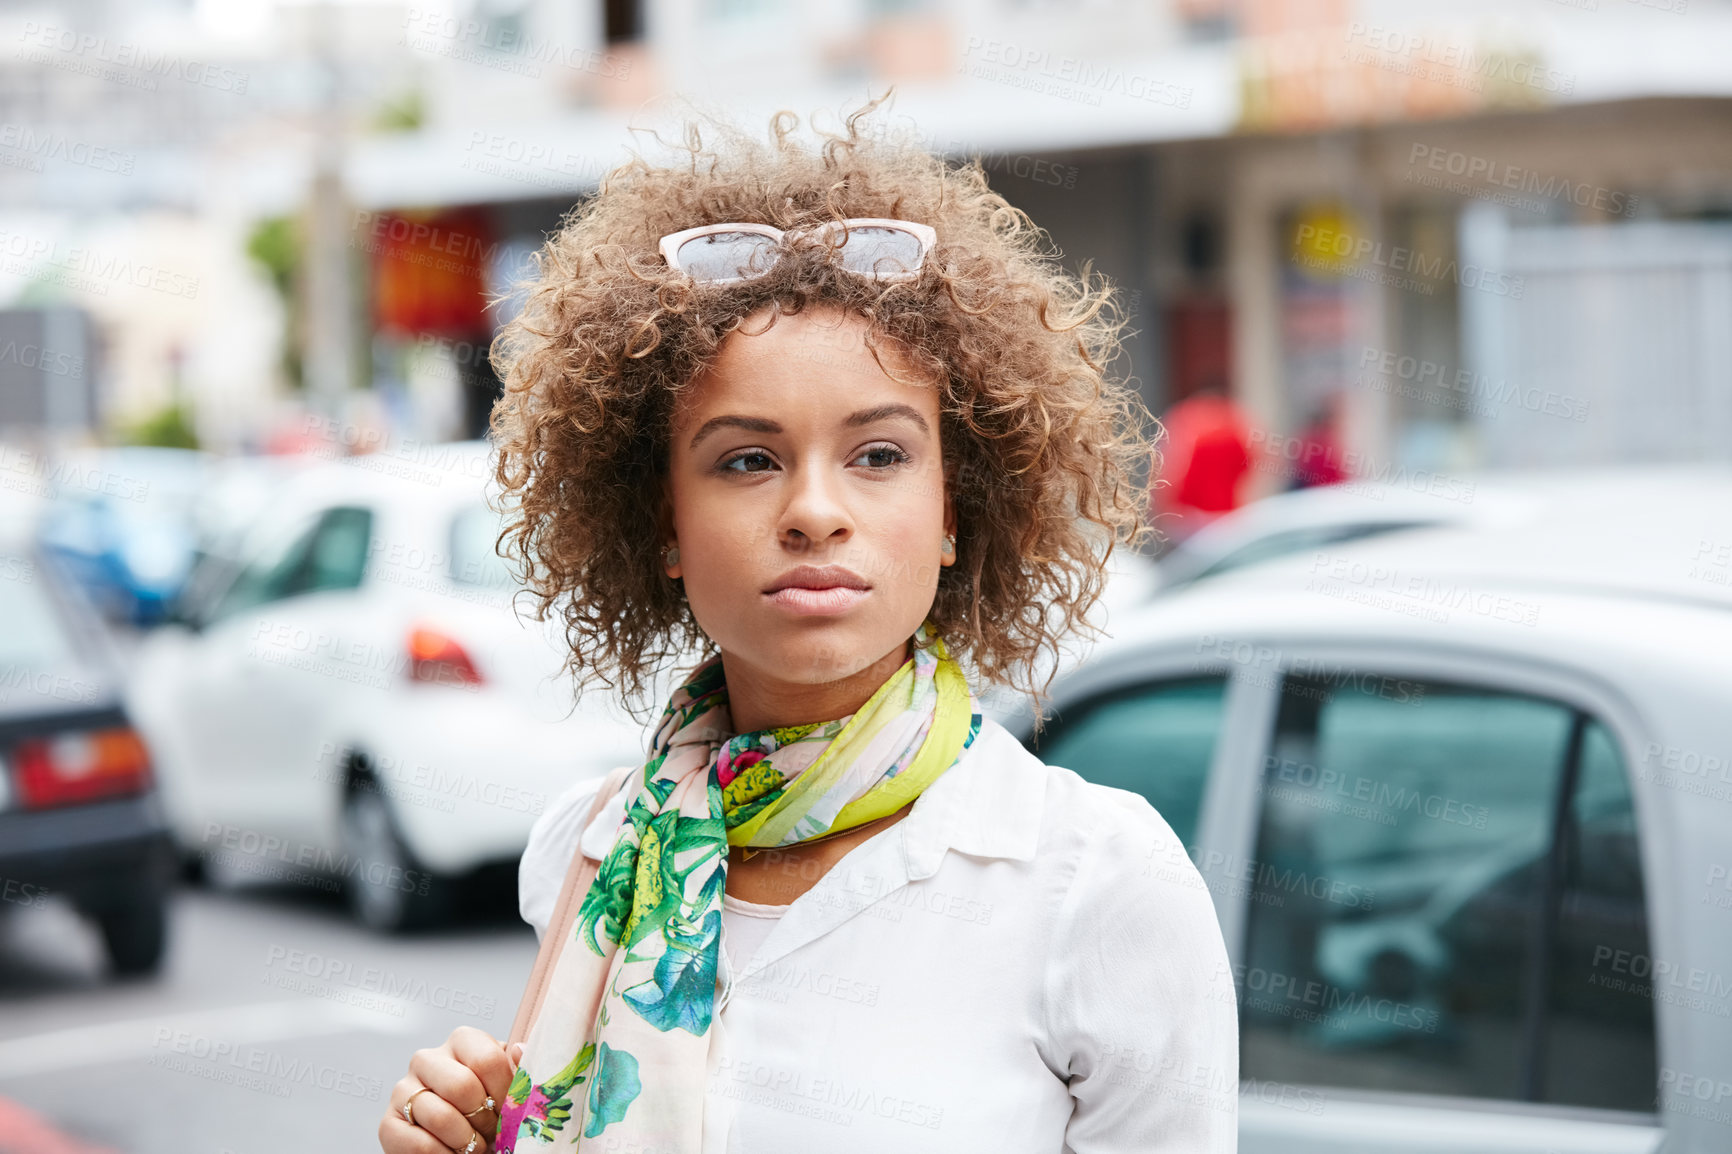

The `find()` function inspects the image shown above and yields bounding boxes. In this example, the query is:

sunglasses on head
[658,218,937,286]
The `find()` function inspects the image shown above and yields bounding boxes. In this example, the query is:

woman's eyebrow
[844,403,929,435]
[689,415,781,450]
[688,404,929,450]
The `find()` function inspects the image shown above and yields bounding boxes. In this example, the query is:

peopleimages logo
[1341,24,1575,95]
[1357,346,1590,424]
[960,36,1192,109]
[1405,144,1638,218]
[262,945,498,1020]
[1231,961,1441,1033]
[149,1029,383,1099]
[200,822,434,897]
[1262,754,1491,830]
[17,22,250,93]
[0,124,134,174]
[1293,222,1524,298]
[1199,850,1377,911]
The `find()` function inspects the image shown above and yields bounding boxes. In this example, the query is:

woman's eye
[855,444,910,469]
[721,451,776,474]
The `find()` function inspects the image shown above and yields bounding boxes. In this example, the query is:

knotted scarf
[498,619,981,1151]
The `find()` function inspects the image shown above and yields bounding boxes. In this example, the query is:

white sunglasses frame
[657,218,938,285]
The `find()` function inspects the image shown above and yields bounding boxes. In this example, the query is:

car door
[170,504,319,844]
[1214,650,1664,1154]
[179,504,374,856]
[1025,672,1232,851]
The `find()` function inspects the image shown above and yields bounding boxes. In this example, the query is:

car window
[298,507,372,594]
[1027,675,1227,849]
[1541,719,1655,1111]
[1184,522,1430,584]
[0,559,76,668]
[448,504,514,589]
[205,516,317,623]
[1239,672,1654,1110]
[39,493,105,554]
[207,506,372,622]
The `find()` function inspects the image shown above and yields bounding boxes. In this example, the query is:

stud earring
[940,535,955,556]
[664,544,680,567]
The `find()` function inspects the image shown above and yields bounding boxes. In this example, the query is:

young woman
[379,99,1237,1154]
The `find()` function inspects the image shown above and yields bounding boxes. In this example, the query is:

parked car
[127,441,654,932]
[36,446,214,627]
[187,452,317,566]
[1149,464,1728,596]
[1005,469,1732,1154]
[0,540,175,976]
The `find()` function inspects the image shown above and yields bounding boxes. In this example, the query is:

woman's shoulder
[1040,768,1198,909]
[966,716,1191,869]
[517,768,632,940]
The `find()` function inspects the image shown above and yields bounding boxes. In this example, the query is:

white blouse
[721,893,789,976]
[518,716,1239,1153]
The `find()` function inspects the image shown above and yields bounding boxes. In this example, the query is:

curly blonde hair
[489,94,1157,714]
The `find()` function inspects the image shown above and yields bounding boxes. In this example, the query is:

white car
[128,441,655,931]
[1004,467,1732,1154]
[1149,464,1728,595]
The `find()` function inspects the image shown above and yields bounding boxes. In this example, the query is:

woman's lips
[765,586,868,615]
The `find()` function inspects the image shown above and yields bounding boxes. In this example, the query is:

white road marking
[0,998,424,1080]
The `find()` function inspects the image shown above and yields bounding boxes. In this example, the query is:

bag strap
[509,764,637,1047]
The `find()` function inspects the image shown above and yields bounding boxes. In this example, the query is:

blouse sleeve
[1044,785,1240,1153]
[517,773,609,942]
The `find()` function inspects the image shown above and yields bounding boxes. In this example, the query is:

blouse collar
[898,715,1047,879]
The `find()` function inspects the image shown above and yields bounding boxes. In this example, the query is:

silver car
[1003,471,1732,1154]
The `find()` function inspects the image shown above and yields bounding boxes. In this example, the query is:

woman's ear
[940,467,958,568]
[655,475,682,579]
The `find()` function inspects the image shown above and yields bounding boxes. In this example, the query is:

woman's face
[662,304,954,691]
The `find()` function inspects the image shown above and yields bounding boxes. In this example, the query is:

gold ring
[464,1095,497,1120]
[402,1086,438,1128]
[458,1131,483,1154]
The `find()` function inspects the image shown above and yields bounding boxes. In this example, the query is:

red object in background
[260,423,329,455]
[1290,394,1349,488]
[1167,298,1233,403]
[407,625,484,687]
[368,206,493,338]
[0,1095,122,1154]
[14,727,153,809]
[1155,392,1254,539]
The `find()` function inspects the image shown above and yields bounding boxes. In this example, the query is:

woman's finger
[402,1055,492,1152]
[449,1028,514,1130]
[383,1077,483,1154]
[379,1110,452,1154]
[380,1109,468,1154]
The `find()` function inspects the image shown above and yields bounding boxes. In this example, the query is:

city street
[0,881,535,1153]
[6,1,1732,1151]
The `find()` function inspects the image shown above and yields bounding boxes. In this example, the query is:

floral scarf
[498,619,981,1152]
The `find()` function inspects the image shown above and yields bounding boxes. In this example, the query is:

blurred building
[1,0,1730,477]
[0,305,95,435]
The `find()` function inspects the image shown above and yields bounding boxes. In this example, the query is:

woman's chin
[727,625,909,685]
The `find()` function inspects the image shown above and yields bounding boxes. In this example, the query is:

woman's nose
[779,463,852,548]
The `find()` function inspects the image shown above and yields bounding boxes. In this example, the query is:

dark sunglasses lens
[675,232,779,282]
[836,227,925,279]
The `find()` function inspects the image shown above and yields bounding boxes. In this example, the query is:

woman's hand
[379,1027,520,1153]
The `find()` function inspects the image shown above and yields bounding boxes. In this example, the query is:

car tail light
[14,727,153,808]
[407,626,483,687]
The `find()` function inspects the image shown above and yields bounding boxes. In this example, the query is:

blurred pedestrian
[380,97,1236,1154]
[1288,393,1349,490]
[1152,378,1253,543]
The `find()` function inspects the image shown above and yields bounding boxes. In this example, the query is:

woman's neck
[721,639,911,734]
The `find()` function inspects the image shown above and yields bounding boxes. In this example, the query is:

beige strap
[508,764,636,1047]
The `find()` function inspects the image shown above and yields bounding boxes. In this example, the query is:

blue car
[36,447,212,627]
